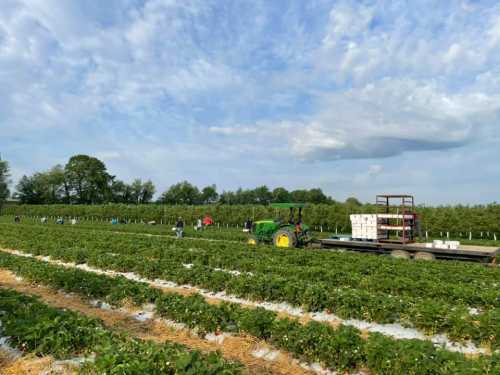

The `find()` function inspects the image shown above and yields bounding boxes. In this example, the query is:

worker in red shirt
[203,215,214,227]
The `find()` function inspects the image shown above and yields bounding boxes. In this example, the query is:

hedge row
[3,202,500,233]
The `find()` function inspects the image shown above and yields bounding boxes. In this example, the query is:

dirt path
[0,269,313,375]
[0,353,78,375]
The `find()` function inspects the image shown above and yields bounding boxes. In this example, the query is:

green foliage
[0,222,498,351]
[0,244,498,374]
[0,158,10,206]
[6,201,500,236]
[0,288,241,374]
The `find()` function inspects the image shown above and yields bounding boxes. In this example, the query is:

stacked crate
[350,214,379,240]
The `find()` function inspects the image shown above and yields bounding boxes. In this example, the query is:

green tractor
[247,203,311,248]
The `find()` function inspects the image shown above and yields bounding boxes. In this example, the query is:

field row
[0,287,242,374]
[0,224,498,348]
[0,251,498,374]
[3,215,498,246]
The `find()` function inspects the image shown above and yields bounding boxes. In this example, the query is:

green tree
[345,197,362,207]
[65,155,112,204]
[43,165,68,203]
[15,175,44,204]
[290,189,307,203]
[306,188,329,204]
[158,181,200,204]
[110,179,132,203]
[272,187,290,203]
[200,185,218,204]
[14,166,68,204]
[253,185,272,204]
[0,159,10,209]
[138,179,156,203]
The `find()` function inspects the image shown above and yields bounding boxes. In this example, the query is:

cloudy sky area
[1,0,499,204]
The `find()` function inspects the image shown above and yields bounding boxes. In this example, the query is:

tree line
[13,155,155,205]
[3,154,335,206]
[1,155,500,233]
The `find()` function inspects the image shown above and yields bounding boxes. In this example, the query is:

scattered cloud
[1,0,499,203]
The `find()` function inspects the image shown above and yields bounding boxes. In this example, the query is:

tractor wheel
[273,229,297,248]
[414,251,435,261]
[247,235,259,246]
[390,250,411,260]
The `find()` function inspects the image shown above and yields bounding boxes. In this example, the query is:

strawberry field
[0,221,499,374]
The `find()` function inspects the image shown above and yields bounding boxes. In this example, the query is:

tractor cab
[247,203,311,248]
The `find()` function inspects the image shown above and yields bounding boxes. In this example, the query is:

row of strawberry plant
[0,287,242,374]
[1,222,497,308]
[1,251,498,374]
[0,251,362,372]
[0,225,497,348]
[1,215,249,241]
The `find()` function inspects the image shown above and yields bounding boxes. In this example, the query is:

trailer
[315,195,499,264]
[316,237,499,263]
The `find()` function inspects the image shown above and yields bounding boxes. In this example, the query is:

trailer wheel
[414,251,435,261]
[390,250,411,259]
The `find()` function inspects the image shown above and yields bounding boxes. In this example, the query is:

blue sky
[1,0,499,204]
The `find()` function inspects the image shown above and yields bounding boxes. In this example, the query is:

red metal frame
[376,195,417,244]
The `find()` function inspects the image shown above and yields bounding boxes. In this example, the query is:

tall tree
[65,155,112,204]
[130,179,156,204]
[200,185,218,204]
[272,187,290,203]
[43,165,67,203]
[290,189,307,203]
[253,185,272,204]
[158,181,200,205]
[0,159,10,210]
[306,188,329,204]
[139,180,156,203]
[15,175,44,204]
[110,179,132,203]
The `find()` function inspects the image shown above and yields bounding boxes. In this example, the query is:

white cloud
[1,0,500,203]
[289,79,500,161]
[209,126,257,135]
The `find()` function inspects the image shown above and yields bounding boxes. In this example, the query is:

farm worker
[203,215,213,227]
[71,218,77,225]
[41,217,47,224]
[14,215,20,223]
[175,217,184,238]
[195,218,203,231]
[244,218,253,233]
[111,218,118,225]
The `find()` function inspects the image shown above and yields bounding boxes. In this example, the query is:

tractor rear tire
[247,235,259,246]
[390,250,411,260]
[273,229,297,248]
[414,251,435,261]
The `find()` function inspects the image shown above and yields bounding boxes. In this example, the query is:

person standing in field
[195,218,203,231]
[176,217,184,238]
[14,215,20,223]
[203,215,213,227]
